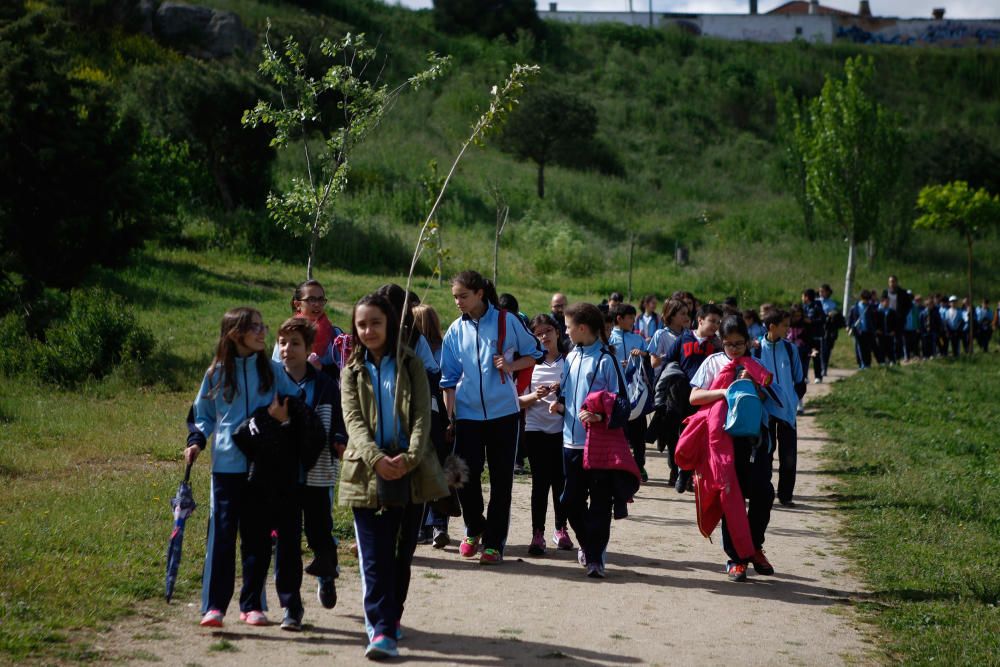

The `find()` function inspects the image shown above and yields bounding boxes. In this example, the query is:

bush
[0,288,154,386]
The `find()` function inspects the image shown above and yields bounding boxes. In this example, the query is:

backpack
[723,376,764,438]
[624,353,655,421]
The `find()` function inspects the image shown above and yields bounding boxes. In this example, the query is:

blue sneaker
[365,634,398,660]
[395,622,403,641]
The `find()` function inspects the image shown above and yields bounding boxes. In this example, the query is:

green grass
[815,355,1000,665]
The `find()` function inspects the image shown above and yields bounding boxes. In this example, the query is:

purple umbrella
[165,463,196,603]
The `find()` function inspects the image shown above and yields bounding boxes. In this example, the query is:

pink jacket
[674,357,773,561]
[582,390,642,484]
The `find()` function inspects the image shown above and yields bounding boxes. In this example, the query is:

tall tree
[500,85,597,198]
[914,181,1000,352]
[803,56,904,318]
[775,87,816,240]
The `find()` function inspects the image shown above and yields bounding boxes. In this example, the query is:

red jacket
[582,390,642,484]
[674,357,772,561]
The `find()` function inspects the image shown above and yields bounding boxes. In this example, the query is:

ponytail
[564,302,607,346]
[452,270,499,309]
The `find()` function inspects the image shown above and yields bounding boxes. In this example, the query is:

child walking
[608,303,652,482]
[687,315,776,582]
[636,294,660,341]
[185,307,302,628]
[339,293,449,660]
[752,309,805,507]
[517,314,572,556]
[272,280,344,373]
[557,303,621,578]
[440,270,544,564]
[275,317,347,621]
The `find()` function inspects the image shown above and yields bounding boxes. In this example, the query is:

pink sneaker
[459,535,480,558]
[243,610,269,626]
[200,609,224,627]
[479,548,502,565]
[553,527,574,550]
[528,529,546,556]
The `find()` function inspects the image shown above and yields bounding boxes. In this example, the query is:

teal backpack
[723,377,764,438]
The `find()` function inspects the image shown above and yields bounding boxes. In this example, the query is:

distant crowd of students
[181,270,993,660]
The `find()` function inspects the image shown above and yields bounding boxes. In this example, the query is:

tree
[914,181,1000,353]
[243,24,449,279]
[802,56,904,318]
[775,87,816,239]
[0,10,152,293]
[433,0,543,41]
[500,85,597,198]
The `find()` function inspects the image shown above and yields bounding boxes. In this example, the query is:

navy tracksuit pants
[561,448,614,567]
[454,413,520,553]
[201,473,269,615]
[720,436,775,564]
[353,503,423,641]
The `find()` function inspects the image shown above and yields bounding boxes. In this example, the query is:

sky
[390,1,1000,20]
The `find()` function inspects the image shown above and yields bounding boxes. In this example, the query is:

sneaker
[432,528,450,549]
[317,576,337,609]
[586,562,605,578]
[640,466,649,483]
[243,610,268,626]
[416,527,432,545]
[779,498,796,508]
[200,609,224,627]
[365,634,399,660]
[280,609,303,632]
[813,377,823,384]
[726,561,748,582]
[513,463,526,475]
[459,535,481,558]
[675,469,691,494]
[750,548,774,576]
[667,472,678,488]
[577,548,587,568]
[553,527,574,550]
[479,548,502,564]
[395,622,404,641]
[528,529,546,556]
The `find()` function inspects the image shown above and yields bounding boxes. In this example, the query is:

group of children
[187,273,954,659]
[846,277,997,367]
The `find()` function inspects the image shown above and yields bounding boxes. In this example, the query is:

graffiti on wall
[837,20,1000,47]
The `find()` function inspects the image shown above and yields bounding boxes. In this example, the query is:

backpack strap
[497,308,508,385]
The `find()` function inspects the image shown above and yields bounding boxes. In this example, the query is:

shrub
[0,288,155,386]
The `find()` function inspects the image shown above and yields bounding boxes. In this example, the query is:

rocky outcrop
[151,1,256,59]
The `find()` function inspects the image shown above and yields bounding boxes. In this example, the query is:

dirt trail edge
[98,368,871,666]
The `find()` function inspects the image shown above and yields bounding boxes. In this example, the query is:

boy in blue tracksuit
[848,291,877,369]
[944,296,966,356]
[440,271,544,564]
[185,307,303,628]
[608,304,652,482]
[975,299,993,353]
[753,309,805,506]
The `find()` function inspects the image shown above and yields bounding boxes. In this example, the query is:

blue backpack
[723,377,764,438]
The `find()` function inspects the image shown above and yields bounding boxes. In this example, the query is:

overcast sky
[389,1,1000,20]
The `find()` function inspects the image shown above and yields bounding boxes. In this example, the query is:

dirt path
[98,368,870,666]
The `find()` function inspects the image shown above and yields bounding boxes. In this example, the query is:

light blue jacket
[187,356,302,473]
[609,327,645,366]
[440,303,544,421]
[560,340,620,448]
[753,336,803,428]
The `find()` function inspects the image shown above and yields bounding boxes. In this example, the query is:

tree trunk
[493,229,500,288]
[866,237,876,269]
[842,235,857,320]
[967,232,975,354]
[307,222,319,280]
[536,160,545,199]
[436,229,443,288]
[627,235,636,302]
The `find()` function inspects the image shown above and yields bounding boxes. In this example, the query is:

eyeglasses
[722,340,747,350]
[248,323,269,334]
[301,297,327,305]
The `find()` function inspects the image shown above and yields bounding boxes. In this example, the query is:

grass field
[815,354,1000,665]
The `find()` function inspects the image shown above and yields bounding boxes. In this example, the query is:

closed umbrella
[164,463,196,603]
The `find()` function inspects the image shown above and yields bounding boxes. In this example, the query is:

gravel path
[98,368,870,666]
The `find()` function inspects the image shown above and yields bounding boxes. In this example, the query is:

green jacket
[338,346,448,508]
